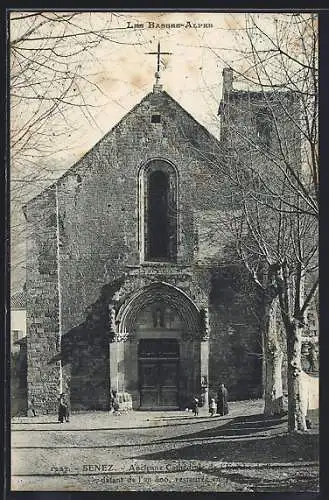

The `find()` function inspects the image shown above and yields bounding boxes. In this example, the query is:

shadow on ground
[134,413,319,463]
[155,413,287,442]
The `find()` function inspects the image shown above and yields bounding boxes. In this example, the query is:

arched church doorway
[112,282,206,410]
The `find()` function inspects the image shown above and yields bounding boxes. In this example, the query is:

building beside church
[11,288,26,352]
[11,288,27,416]
[23,65,306,414]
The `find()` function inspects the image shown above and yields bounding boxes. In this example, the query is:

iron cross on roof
[146,42,172,85]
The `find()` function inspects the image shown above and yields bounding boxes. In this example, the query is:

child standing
[192,396,199,416]
[209,398,216,417]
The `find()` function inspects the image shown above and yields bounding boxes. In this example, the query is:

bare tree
[10,11,138,172]
[176,13,318,429]
[9,11,146,290]
[226,148,318,429]
[216,13,318,431]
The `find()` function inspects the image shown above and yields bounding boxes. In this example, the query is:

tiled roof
[11,290,26,310]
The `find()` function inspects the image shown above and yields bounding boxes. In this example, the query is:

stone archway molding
[116,281,201,339]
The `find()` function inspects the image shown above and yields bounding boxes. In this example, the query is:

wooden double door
[139,339,179,409]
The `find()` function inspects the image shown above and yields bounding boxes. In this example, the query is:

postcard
[9,10,319,493]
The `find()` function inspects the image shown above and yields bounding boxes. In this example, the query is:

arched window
[139,160,178,262]
[148,170,169,259]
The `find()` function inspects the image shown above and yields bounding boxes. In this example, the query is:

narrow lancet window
[147,170,169,260]
[140,160,178,263]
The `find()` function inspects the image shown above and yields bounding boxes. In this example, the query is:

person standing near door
[58,393,70,423]
[209,398,217,417]
[192,396,199,416]
[217,383,229,416]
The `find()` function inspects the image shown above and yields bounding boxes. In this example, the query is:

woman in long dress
[217,383,229,416]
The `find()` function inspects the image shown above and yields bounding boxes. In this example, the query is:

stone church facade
[23,69,296,414]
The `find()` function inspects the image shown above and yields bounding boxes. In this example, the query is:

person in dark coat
[217,383,229,416]
[58,394,70,423]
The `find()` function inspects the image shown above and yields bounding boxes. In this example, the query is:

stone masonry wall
[208,265,263,401]
[220,91,302,199]
[25,186,61,414]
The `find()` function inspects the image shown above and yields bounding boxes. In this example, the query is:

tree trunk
[286,320,307,431]
[263,295,284,416]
